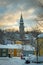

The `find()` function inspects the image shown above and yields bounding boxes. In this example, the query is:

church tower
[19,14,25,40]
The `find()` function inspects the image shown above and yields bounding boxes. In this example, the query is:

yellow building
[37,33,43,56]
[15,41,22,44]
[14,41,22,57]
[34,34,43,56]
[8,49,14,57]
[34,33,43,56]
[14,49,22,57]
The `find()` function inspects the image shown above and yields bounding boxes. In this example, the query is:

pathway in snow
[0,57,43,65]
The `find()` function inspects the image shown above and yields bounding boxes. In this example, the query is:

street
[0,57,43,65]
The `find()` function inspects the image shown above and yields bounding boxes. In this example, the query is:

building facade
[0,49,8,57]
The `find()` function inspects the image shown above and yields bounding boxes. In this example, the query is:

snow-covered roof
[0,44,35,51]
[25,34,32,40]
[38,33,43,38]
[23,45,35,51]
[4,39,14,44]
[0,44,22,49]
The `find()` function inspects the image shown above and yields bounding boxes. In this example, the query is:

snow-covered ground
[0,57,43,65]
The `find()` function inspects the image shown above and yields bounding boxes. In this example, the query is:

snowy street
[0,57,43,65]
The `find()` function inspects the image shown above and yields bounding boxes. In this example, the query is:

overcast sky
[0,0,43,31]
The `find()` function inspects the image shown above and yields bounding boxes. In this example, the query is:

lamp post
[34,37,39,63]
[36,36,39,63]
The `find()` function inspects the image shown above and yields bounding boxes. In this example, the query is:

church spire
[19,13,24,40]
[20,10,23,18]
[20,13,23,23]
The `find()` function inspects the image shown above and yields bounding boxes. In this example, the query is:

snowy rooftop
[25,34,33,40]
[38,33,43,38]
[23,45,35,51]
[0,44,35,51]
[0,44,22,49]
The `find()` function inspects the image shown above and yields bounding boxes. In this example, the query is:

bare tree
[37,0,43,8]
[33,14,43,62]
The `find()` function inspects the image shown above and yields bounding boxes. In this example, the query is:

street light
[36,36,39,63]
[34,37,39,63]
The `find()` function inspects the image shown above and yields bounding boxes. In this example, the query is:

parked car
[21,54,36,64]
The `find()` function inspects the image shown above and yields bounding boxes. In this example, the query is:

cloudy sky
[0,0,43,31]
